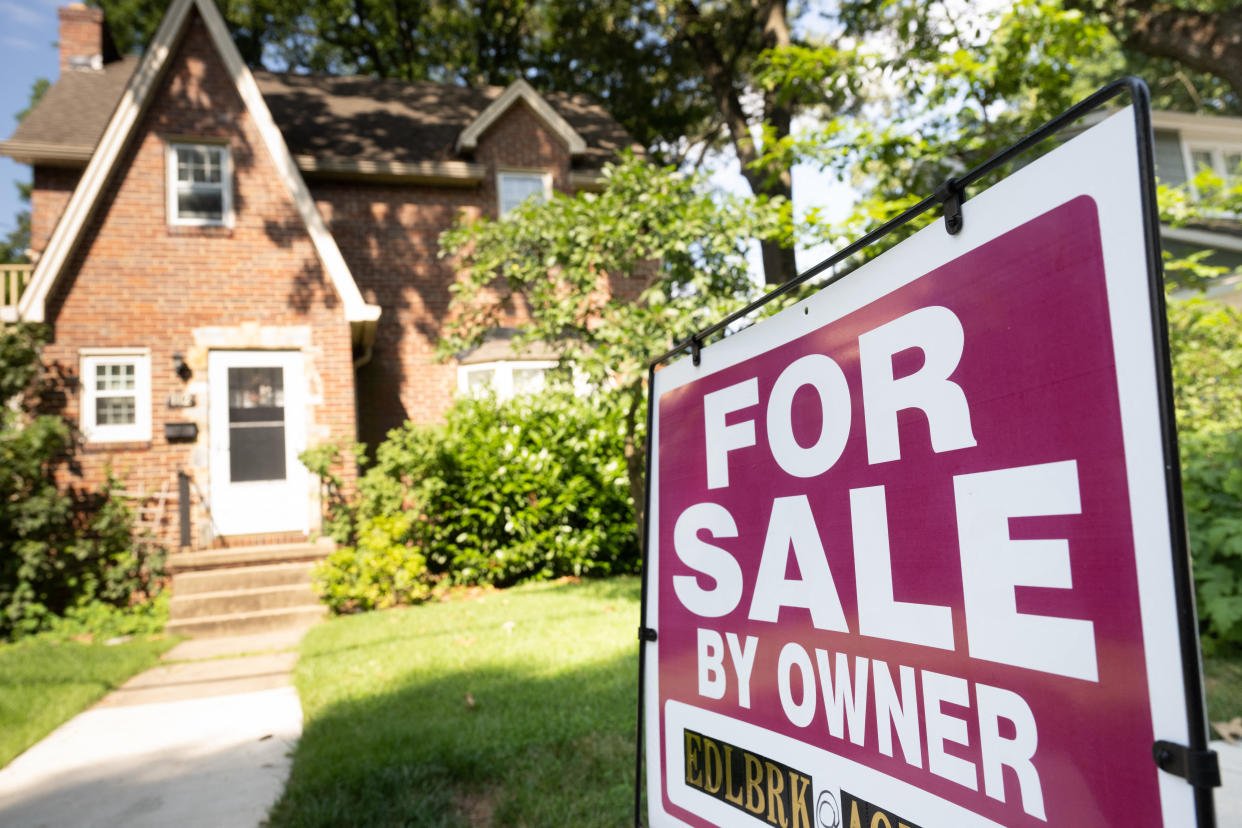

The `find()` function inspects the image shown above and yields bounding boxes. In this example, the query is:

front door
[208,350,308,536]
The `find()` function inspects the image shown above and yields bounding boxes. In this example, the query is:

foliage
[0,634,176,769]
[1,78,50,265]
[1168,299,1242,649]
[306,389,640,609]
[267,577,640,826]
[0,324,164,640]
[368,390,638,586]
[440,155,782,523]
[299,440,366,544]
[312,514,429,614]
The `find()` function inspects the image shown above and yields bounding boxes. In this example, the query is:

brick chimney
[58,4,119,73]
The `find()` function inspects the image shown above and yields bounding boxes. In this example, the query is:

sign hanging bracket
[1153,740,1221,789]
[937,176,965,235]
[689,334,702,366]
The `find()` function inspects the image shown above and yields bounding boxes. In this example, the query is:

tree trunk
[677,0,799,285]
[1069,0,1242,102]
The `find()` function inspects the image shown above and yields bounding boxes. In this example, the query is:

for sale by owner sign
[642,108,1210,827]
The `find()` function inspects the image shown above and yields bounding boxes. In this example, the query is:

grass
[268,577,642,828]
[0,635,177,769]
[270,576,1242,826]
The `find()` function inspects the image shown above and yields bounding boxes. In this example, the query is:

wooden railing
[1,263,32,319]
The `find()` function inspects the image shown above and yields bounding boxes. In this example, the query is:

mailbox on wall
[164,422,198,442]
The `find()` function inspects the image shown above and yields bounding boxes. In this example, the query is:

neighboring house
[0,0,639,548]
[1150,110,1242,307]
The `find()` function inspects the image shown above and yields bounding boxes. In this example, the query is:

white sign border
[643,107,1197,827]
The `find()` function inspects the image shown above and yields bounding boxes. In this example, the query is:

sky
[0,0,855,273]
[0,0,60,242]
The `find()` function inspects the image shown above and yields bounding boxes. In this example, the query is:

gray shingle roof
[3,58,635,171]
[6,56,142,157]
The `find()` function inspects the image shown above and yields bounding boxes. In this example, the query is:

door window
[227,366,286,482]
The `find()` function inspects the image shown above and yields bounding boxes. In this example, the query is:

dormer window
[497,170,550,216]
[167,142,232,226]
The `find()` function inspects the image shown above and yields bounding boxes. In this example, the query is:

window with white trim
[81,350,151,443]
[458,360,556,399]
[167,142,232,226]
[497,171,550,216]
[1185,141,1242,180]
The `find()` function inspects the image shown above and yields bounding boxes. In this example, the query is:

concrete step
[169,583,320,620]
[165,604,327,638]
[173,561,313,595]
[169,541,331,572]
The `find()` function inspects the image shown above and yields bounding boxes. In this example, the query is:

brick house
[0,0,636,548]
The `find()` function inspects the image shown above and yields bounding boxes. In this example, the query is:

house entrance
[208,350,309,536]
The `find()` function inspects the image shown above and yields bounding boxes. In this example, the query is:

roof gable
[17,0,379,340]
[456,79,587,156]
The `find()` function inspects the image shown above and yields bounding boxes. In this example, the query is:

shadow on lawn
[267,649,641,828]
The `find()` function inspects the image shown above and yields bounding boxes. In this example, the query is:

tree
[1065,0,1242,109]
[96,0,866,285]
[438,155,785,522]
[1,78,50,265]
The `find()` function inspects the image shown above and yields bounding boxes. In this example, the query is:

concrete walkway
[0,627,311,828]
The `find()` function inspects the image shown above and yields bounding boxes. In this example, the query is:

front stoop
[167,542,331,637]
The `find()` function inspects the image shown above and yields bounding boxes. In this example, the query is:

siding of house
[1153,129,1188,186]
[38,13,358,546]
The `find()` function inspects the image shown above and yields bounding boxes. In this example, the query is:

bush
[1169,298,1242,650]
[0,324,165,640]
[306,389,640,610]
[312,513,430,613]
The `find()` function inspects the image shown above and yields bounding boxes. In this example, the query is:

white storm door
[208,350,308,536]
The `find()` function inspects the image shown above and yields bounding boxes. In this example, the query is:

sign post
[639,81,1218,827]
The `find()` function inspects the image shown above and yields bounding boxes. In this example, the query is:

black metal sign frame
[634,76,1218,827]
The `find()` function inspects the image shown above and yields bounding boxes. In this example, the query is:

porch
[1,263,31,321]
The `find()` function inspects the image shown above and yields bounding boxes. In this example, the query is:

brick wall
[31,167,80,256]
[315,99,588,443]
[40,11,356,546]
[58,5,106,74]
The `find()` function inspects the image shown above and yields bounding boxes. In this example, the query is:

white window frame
[166,141,233,227]
[458,360,558,400]
[80,348,152,443]
[497,169,552,216]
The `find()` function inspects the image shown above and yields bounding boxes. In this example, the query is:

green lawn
[269,576,1242,827]
[268,577,642,827]
[0,636,176,769]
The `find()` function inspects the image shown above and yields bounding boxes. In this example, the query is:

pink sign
[651,195,1163,827]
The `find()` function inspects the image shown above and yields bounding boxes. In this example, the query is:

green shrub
[0,324,165,640]
[312,513,430,613]
[306,388,640,610]
[1169,298,1242,650]
[299,441,365,544]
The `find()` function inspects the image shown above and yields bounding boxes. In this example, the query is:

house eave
[0,140,92,167]
[296,155,485,186]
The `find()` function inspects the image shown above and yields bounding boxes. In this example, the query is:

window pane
[1191,149,1214,172]
[499,174,546,215]
[228,366,284,420]
[513,367,545,394]
[467,369,495,392]
[95,362,135,390]
[229,424,287,482]
[96,396,135,426]
[1225,153,1242,176]
[178,188,224,221]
